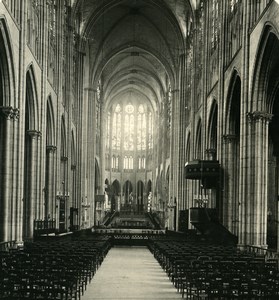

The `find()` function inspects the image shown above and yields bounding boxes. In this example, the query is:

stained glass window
[107,101,153,172]
[211,0,219,49]
[106,112,110,149]
[168,82,172,130]
[137,105,146,150]
[148,112,153,149]
[112,104,121,150]
[124,104,134,150]
[124,155,133,170]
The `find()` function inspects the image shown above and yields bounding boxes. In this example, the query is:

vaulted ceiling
[72,0,196,111]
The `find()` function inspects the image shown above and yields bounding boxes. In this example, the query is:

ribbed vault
[72,0,194,110]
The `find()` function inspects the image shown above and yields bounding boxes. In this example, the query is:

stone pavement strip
[81,246,181,300]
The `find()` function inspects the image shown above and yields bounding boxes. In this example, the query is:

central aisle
[82,246,181,300]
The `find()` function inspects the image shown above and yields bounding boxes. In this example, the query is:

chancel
[1,0,279,299]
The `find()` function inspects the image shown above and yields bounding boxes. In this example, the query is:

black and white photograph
[1,0,279,299]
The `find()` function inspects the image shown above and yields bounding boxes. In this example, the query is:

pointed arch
[208,100,218,159]
[112,179,120,195]
[0,18,15,107]
[195,118,202,159]
[222,69,241,234]
[60,115,67,157]
[46,96,55,146]
[185,132,191,162]
[251,24,279,112]
[26,65,38,130]
[137,180,145,212]
[95,159,101,192]
[0,18,16,241]
[226,70,241,136]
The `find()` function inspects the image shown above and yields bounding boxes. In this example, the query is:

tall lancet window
[112,104,121,150]
[124,103,134,151]
[106,112,110,149]
[137,104,146,151]
[148,112,153,149]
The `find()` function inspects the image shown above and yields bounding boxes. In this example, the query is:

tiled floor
[81,246,181,300]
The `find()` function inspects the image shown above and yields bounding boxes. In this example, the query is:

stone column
[25,130,41,239]
[46,145,57,219]
[0,107,14,241]
[247,111,272,247]
[222,135,238,234]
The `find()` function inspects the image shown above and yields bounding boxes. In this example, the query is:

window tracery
[107,101,153,172]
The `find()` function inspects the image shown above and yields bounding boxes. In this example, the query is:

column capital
[0,106,20,120]
[247,111,273,123]
[27,130,42,139]
[46,145,57,153]
[12,108,20,120]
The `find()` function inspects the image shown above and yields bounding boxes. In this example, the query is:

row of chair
[149,236,279,299]
[0,236,112,299]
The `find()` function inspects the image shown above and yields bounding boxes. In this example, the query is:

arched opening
[23,68,38,239]
[123,180,133,211]
[137,180,144,213]
[45,98,56,222]
[147,180,152,212]
[111,180,121,212]
[59,116,67,233]
[195,119,202,159]
[224,71,241,234]
[0,21,15,242]
[260,31,279,249]
[70,131,78,231]
[207,101,219,214]
[208,101,218,160]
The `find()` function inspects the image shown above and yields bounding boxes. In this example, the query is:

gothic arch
[207,100,218,160]
[252,25,279,248]
[0,18,15,107]
[45,97,56,220]
[222,70,241,234]
[60,115,67,157]
[251,24,279,112]
[95,159,101,193]
[25,66,39,130]
[185,132,191,162]
[147,180,152,194]
[112,179,120,195]
[123,180,133,205]
[46,96,55,146]
[0,18,16,241]
[71,130,77,209]
[137,180,145,212]
[71,130,76,166]
[23,66,40,239]
[226,71,241,136]
[195,119,202,159]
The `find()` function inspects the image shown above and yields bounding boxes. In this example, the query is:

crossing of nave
[81,246,181,300]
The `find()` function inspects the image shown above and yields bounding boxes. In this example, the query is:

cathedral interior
[1,0,279,299]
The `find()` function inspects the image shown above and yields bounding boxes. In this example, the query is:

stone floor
[81,246,181,300]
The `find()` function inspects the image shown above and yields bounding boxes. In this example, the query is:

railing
[243,245,279,261]
[0,240,17,251]
[34,219,56,236]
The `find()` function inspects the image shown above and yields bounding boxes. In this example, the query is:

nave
[81,246,181,300]
[1,231,279,300]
